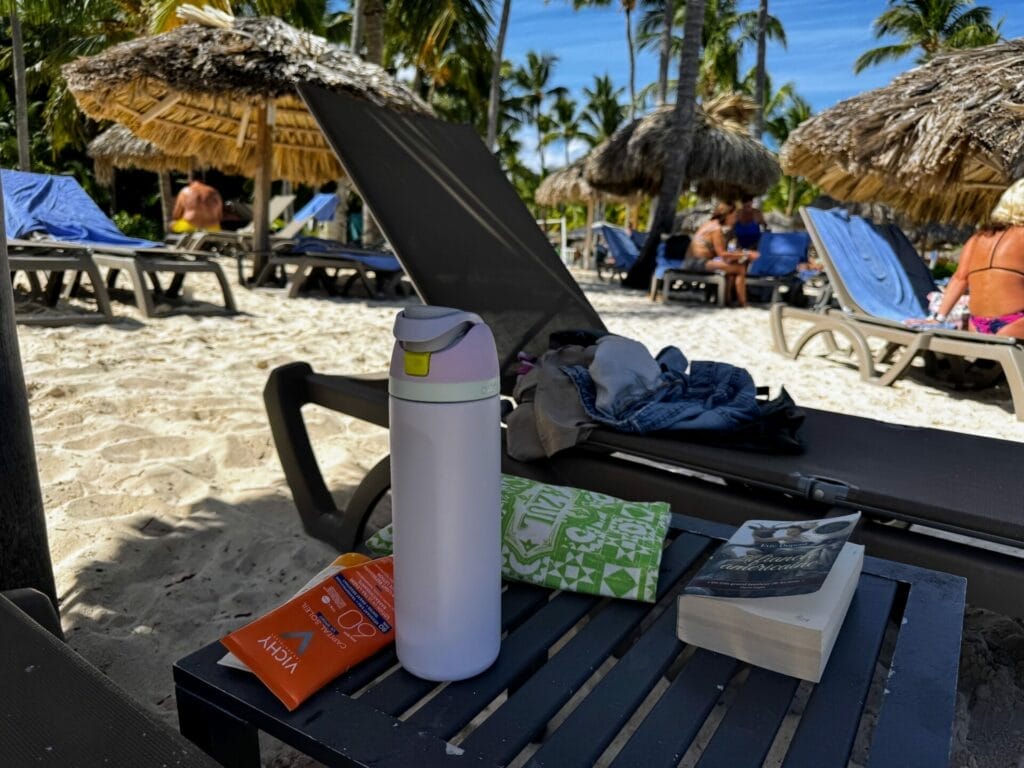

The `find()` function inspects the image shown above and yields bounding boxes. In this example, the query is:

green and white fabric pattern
[366,475,671,602]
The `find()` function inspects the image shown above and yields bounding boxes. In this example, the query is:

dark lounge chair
[262,84,1024,617]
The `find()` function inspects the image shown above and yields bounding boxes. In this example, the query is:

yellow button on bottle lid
[404,350,431,376]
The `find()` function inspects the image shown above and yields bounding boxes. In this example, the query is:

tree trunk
[359,0,387,248]
[158,171,174,236]
[536,122,545,177]
[785,176,798,217]
[250,102,273,281]
[0,173,57,610]
[11,6,30,171]
[752,0,768,138]
[350,0,364,54]
[363,0,386,65]
[625,8,636,119]
[486,0,513,152]
[657,0,674,106]
[624,0,706,290]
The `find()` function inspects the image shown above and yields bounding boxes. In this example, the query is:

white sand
[15,267,1023,766]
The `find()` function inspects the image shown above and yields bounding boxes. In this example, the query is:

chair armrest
[2,587,64,640]
[263,363,389,550]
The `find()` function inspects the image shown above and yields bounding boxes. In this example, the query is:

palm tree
[638,0,784,100]
[627,0,705,289]
[8,2,30,170]
[752,0,767,138]
[486,0,512,151]
[697,0,783,98]
[544,95,584,165]
[764,92,814,215]
[580,74,626,146]
[571,1,640,119]
[855,0,1001,73]
[511,51,567,175]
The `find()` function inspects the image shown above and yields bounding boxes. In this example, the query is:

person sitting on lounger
[686,202,758,307]
[169,178,223,234]
[933,180,1024,337]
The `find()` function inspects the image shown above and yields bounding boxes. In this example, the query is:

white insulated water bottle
[389,306,502,681]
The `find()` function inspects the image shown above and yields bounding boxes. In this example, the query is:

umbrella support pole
[584,200,595,270]
[251,102,273,282]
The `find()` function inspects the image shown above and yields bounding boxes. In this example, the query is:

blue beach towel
[803,207,929,321]
[2,169,158,249]
[289,236,401,272]
[747,231,810,277]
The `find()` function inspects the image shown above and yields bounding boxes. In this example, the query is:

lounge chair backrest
[746,231,809,277]
[1,169,158,249]
[802,207,930,321]
[298,85,605,388]
[277,193,338,239]
[873,222,938,304]
[595,224,640,270]
[237,194,296,233]
[629,229,647,250]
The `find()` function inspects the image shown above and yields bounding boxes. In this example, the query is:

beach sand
[15,267,1024,766]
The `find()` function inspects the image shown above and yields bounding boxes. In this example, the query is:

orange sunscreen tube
[221,555,395,711]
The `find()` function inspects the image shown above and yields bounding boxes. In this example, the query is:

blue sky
[333,1,1023,166]
[503,0,1024,112]
[500,0,1023,166]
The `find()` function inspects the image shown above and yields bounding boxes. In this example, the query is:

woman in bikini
[934,180,1024,337]
[686,202,758,306]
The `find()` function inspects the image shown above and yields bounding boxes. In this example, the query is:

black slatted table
[173,514,965,768]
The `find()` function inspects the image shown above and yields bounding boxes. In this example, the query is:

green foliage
[854,0,1002,73]
[112,210,161,241]
[931,257,957,280]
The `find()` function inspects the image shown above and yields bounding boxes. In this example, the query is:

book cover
[683,513,860,599]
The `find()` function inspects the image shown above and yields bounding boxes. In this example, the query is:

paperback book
[677,513,862,682]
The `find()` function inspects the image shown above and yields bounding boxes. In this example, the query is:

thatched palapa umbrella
[584,94,781,202]
[87,124,204,187]
[63,5,429,271]
[536,157,642,265]
[87,124,246,226]
[781,38,1024,226]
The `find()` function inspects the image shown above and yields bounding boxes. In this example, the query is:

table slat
[523,596,685,767]
[782,575,896,767]
[446,534,710,759]
[359,594,594,716]
[337,583,549,697]
[695,667,800,768]
[609,650,741,768]
[866,560,966,768]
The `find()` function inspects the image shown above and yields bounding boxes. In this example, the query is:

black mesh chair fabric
[300,85,605,391]
[296,86,1024,548]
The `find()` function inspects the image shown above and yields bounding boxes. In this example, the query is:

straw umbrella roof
[87,124,234,185]
[63,9,430,186]
[535,156,641,207]
[584,94,780,200]
[781,38,1024,226]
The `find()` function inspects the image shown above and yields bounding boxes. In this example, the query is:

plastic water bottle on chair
[388,306,502,681]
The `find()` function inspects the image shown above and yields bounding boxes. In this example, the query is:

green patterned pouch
[365,475,671,602]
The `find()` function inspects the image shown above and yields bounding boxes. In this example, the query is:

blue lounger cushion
[802,207,930,321]
[747,231,810,277]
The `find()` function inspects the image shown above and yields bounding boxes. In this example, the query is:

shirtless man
[170,178,223,233]
[935,180,1024,337]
